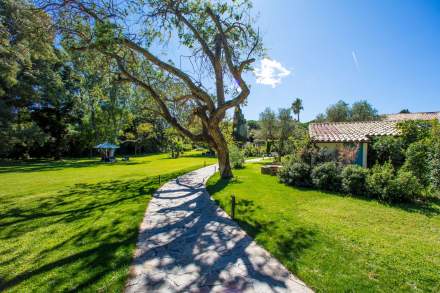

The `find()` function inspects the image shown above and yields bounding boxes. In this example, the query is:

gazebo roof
[95,142,119,149]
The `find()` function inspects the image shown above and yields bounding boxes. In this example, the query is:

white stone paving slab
[125,165,313,293]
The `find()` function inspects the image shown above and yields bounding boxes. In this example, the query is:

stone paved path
[125,165,312,293]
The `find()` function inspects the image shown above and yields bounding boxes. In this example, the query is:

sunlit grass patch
[207,162,440,292]
[0,152,216,292]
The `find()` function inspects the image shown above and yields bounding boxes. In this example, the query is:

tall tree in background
[30,59,80,159]
[232,106,247,144]
[259,107,276,154]
[315,100,378,122]
[0,0,80,158]
[277,108,293,155]
[291,98,303,122]
[40,0,263,178]
[351,100,378,121]
[325,100,350,122]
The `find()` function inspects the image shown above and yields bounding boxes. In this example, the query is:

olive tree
[39,0,263,178]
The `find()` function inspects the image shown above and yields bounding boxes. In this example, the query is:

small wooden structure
[95,142,119,162]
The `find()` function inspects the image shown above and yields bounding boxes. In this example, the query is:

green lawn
[0,151,216,292]
[207,162,440,293]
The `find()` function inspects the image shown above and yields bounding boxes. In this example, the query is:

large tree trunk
[216,144,233,179]
[210,127,233,179]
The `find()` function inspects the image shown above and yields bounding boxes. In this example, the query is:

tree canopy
[291,98,304,122]
[315,100,379,122]
[37,0,263,178]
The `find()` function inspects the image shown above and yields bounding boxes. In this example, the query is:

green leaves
[93,20,121,52]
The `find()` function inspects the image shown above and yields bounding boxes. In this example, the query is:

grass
[0,151,216,292]
[207,162,440,293]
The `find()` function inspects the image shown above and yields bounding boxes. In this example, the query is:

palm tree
[291,98,304,122]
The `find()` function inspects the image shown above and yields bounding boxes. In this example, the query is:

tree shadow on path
[126,168,312,292]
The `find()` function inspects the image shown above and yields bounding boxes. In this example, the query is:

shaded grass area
[0,152,216,292]
[207,162,440,292]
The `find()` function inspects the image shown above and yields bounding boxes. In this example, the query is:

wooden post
[231,194,236,220]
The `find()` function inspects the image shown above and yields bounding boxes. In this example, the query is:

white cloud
[254,58,291,88]
[352,51,360,71]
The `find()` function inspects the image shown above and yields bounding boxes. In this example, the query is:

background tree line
[315,100,379,122]
[0,0,190,159]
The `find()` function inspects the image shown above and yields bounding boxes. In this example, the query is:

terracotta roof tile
[309,121,399,142]
[384,111,440,121]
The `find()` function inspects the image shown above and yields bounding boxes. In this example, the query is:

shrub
[243,143,262,157]
[341,164,368,195]
[311,162,341,191]
[366,162,395,200]
[278,160,311,187]
[428,123,440,192]
[371,136,405,168]
[367,162,422,202]
[229,144,245,169]
[398,120,433,147]
[430,141,440,191]
[168,138,184,158]
[402,140,431,187]
[388,170,422,202]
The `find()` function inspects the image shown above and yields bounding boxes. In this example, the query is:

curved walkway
[125,165,312,292]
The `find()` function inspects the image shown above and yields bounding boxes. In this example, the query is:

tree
[41,0,263,178]
[315,100,378,122]
[350,100,378,121]
[246,119,259,143]
[314,113,326,123]
[247,120,260,131]
[30,60,80,159]
[122,122,153,155]
[326,100,350,122]
[0,0,80,158]
[291,98,304,122]
[232,106,247,143]
[259,107,277,153]
[164,128,185,159]
[277,108,293,155]
[400,109,410,114]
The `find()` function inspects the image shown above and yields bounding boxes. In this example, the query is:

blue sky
[244,0,440,121]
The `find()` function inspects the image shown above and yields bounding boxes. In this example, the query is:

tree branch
[121,38,215,111]
[206,7,254,121]
[112,55,206,142]
[169,4,225,108]
[68,0,216,111]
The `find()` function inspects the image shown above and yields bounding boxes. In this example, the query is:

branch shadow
[0,159,142,174]
[207,175,319,275]
[126,170,312,292]
[0,169,192,291]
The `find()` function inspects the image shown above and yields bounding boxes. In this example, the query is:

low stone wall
[261,164,282,176]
